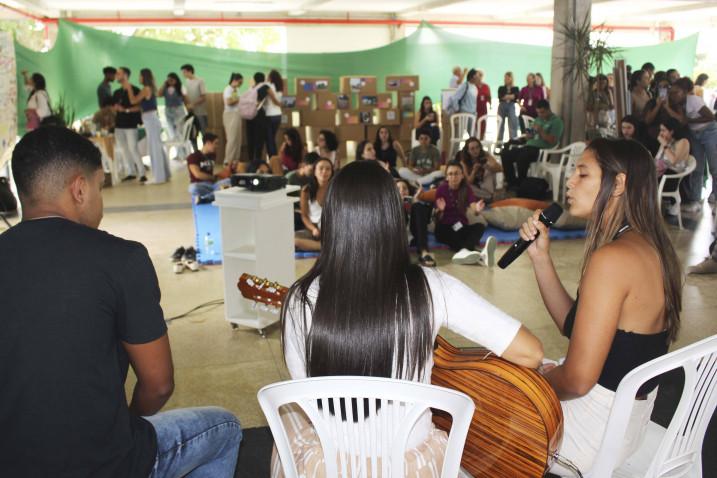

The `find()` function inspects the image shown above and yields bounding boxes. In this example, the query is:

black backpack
[517,177,550,200]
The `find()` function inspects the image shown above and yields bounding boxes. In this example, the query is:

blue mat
[192,202,223,265]
[192,201,587,262]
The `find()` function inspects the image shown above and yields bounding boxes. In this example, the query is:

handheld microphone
[497,203,563,269]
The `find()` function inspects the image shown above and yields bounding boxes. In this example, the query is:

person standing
[519,73,545,131]
[497,71,520,141]
[181,64,208,148]
[474,69,491,140]
[449,66,468,89]
[158,72,188,159]
[223,73,244,166]
[246,72,271,171]
[126,68,171,184]
[629,69,652,121]
[112,67,145,182]
[97,66,116,109]
[21,71,51,131]
[264,70,284,158]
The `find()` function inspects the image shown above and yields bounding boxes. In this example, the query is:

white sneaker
[173,261,185,274]
[452,248,481,265]
[666,202,680,216]
[480,236,497,267]
[182,247,200,272]
[681,202,702,213]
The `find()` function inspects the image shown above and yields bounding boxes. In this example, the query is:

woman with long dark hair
[264,70,284,157]
[294,157,334,251]
[314,129,340,168]
[158,72,187,157]
[456,137,503,201]
[126,68,170,184]
[413,96,440,145]
[276,160,542,475]
[22,71,51,130]
[269,127,304,175]
[519,138,682,475]
[374,126,406,175]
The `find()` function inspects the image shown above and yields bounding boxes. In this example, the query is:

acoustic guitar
[237,273,563,477]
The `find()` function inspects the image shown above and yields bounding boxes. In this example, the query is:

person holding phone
[414,96,441,145]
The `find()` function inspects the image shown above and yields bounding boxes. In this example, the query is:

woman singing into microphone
[519,138,682,475]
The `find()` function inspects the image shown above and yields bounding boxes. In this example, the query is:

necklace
[615,223,631,239]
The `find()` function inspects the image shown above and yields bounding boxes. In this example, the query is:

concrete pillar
[550,0,591,144]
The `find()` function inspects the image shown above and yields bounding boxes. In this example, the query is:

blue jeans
[145,406,242,478]
[686,122,717,202]
[497,102,519,141]
[189,179,231,201]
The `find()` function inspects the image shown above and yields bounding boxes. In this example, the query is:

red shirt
[475,83,491,117]
[186,151,214,183]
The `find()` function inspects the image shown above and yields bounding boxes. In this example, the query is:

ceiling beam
[399,0,468,14]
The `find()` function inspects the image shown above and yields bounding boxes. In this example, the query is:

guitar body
[431,336,563,478]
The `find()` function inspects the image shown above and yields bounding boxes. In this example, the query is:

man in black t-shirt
[0,127,242,477]
[112,66,146,182]
[246,71,271,171]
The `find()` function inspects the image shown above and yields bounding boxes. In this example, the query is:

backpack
[517,177,550,200]
[445,82,469,115]
[238,85,267,120]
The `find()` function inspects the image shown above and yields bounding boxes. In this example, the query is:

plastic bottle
[204,232,215,257]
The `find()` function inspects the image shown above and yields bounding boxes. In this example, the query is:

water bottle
[203,232,215,257]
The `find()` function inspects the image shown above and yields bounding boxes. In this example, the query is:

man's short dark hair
[536,99,551,110]
[12,127,102,203]
[102,66,116,75]
[466,68,477,82]
[641,62,655,72]
[181,64,194,73]
[203,133,219,144]
[303,151,320,166]
[674,77,694,93]
[417,128,432,139]
[118,66,131,77]
[253,72,265,83]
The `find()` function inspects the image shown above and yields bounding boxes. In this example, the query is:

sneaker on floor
[666,202,680,216]
[452,248,481,265]
[139,176,148,183]
[688,257,717,274]
[419,253,437,267]
[183,247,200,272]
[170,246,185,262]
[681,202,702,213]
[122,175,136,182]
[173,261,185,274]
[481,236,497,267]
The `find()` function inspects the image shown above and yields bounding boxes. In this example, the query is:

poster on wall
[0,31,18,170]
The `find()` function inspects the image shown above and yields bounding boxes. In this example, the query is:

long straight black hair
[282,160,434,379]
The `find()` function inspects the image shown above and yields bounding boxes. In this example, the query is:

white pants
[223,110,242,164]
[550,382,657,476]
[398,168,445,186]
[142,111,170,183]
[114,128,143,178]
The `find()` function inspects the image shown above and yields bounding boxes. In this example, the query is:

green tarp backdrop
[15,20,698,131]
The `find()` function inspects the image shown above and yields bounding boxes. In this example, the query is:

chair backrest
[658,155,697,196]
[450,113,476,141]
[180,115,195,142]
[521,115,535,129]
[258,376,475,478]
[474,114,488,138]
[589,334,717,477]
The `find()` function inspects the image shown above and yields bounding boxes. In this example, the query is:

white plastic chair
[526,143,561,180]
[537,142,586,202]
[475,114,498,155]
[258,376,475,478]
[162,115,194,161]
[449,113,476,161]
[562,152,580,204]
[583,333,717,477]
[657,155,697,230]
[521,114,535,132]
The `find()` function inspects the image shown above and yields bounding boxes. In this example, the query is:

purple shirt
[519,86,545,117]
[436,182,477,226]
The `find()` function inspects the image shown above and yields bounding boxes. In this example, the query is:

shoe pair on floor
[171,246,199,274]
[451,236,497,267]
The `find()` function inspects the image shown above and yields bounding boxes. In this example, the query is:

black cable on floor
[165,299,224,323]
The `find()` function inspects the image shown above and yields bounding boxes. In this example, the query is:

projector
[230,174,287,192]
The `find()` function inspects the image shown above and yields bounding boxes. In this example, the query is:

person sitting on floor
[187,133,231,204]
[287,151,319,190]
[357,139,390,171]
[502,99,564,190]
[270,127,305,176]
[433,160,497,266]
[0,126,242,477]
[456,137,503,201]
[314,129,340,169]
[374,125,407,175]
[399,128,444,187]
[295,157,334,252]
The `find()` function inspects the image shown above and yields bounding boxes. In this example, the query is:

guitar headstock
[237,273,289,310]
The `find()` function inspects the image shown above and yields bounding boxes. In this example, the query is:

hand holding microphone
[498,203,563,269]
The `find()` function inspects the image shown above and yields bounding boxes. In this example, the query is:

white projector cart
[213,185,299,337]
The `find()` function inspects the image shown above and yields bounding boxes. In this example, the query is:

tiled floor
[3,164,716,431]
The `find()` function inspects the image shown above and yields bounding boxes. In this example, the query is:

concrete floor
[3,162,715,430]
